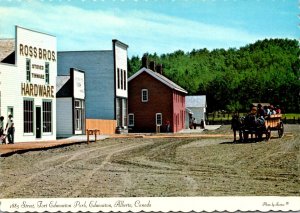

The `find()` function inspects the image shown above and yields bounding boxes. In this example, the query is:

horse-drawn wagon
[232,113,284,142]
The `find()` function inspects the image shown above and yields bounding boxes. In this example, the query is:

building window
[7,106,14,117]
[128,113,134,126]
[24,99,33,133]
[45,62,50,84]
[141,89,148,102]
[120,69,123,89]
[123,70,126,90]
[156,113,162,126]
[26,58,31,82]
[123,98,127,127]
[43,100,52,133]
[75,109,81,130]
[74,100,84,131]
[116,98,122,126]
[117,68,120,89]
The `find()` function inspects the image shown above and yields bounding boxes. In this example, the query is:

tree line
[128,38,300,113]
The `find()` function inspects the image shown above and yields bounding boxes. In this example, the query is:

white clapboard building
[0,26,57,142]
[185,95,207,128]
[56,68,85,137]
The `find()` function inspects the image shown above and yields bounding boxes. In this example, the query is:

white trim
[42,132,52,136]
[42,100,52,134]
[128,113,134,126]
[128,67,188,94]
[156,113,162,126]
[141,89,148,102]
[23,99,34,134]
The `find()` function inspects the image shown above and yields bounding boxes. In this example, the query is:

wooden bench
[86,129,101,144]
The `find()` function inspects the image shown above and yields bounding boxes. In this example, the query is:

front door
[36,106,41,138]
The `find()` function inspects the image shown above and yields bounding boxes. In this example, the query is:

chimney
[149,61,156,72]
[156,64,163,75]
[141,54,148,68]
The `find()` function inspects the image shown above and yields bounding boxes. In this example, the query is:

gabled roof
[56,75,72,97]
[56,75,70,92]
[128,67,188,94]
[0,39,15,62]
[186,95,207,108]
[186,107,194,114]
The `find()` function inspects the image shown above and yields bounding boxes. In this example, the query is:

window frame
[123,69,126,90]
[45,62,50,84]
[23,99,34,135]
[74,99,83,131]
[120,69,123,89]
[128,113,134,127]
[42,100,52,134]
[156,113,162,126]
[117,68,120,89]
[26,58,31,82]
[141,89,148,102]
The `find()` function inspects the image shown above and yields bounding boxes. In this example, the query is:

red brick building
[128,67,188,133]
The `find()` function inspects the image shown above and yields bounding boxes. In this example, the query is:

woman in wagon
[256,104,265,126]
[269,105,276,115]
[263,105,270,116]
[275,105,281,114]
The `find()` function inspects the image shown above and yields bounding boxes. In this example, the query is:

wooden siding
[0,26,57,142]
[56,97,73,136]
[86,119,117,134]
[57,51,115,119]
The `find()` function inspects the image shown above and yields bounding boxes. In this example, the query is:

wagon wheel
[278,122,284,138]
[265,127,271,141]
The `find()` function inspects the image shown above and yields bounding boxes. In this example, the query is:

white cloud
[0,1,266,56]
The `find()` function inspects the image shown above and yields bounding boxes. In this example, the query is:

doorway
[36,106,41,138]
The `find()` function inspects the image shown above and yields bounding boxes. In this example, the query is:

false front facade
[56,68,86,137]
[57,40,128,134]
[0,26,57,142]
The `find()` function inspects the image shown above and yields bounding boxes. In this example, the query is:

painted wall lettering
[21,83,54,98]
[32,64,44,70]
[31,73,45,79]
[19,44,56,61]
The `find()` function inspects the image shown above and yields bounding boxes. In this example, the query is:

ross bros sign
[19,43,56,62]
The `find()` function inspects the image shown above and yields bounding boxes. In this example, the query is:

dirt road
[0,125,299,198]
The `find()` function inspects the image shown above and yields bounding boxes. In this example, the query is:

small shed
[185,95,207,128]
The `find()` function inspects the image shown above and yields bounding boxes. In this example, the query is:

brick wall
[129,72,175,132]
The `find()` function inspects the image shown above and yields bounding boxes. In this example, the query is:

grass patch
[282,113,300,119]
[207,112,300,121]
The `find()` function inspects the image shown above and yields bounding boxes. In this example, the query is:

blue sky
[0,0,298,57]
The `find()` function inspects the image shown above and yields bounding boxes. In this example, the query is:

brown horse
[231,114,243,142]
